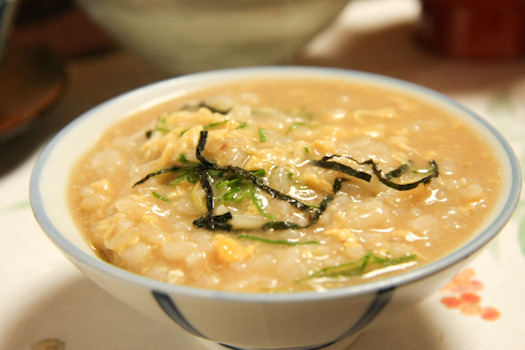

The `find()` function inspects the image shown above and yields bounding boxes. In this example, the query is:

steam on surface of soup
[69,78,502,292]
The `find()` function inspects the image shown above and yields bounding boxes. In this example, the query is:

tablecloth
[1,1,524,349]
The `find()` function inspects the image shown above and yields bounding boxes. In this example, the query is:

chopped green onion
[286,122,307,135]
[204,120,228,130]
[134,131,439,233]
[258,128,267,142]
[145,114,172,137]
[286,122,321,135]
[215,169,266,203]
[300,252,417,281]
[155,114,171,133]
[251,169,267,177]
[152,191,171,202]
[252,190,276,222]
[168,167,199,185]
[238,235,320,246]
[208,169,223,178]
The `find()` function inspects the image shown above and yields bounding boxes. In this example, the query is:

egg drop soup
[68,78,502,292]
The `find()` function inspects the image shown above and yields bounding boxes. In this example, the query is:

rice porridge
[68,78,502,292]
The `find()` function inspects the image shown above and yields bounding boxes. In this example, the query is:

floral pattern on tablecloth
[435,82,525,322]
[440,268,501,321]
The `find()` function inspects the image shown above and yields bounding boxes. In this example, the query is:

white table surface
[2,0,524,349]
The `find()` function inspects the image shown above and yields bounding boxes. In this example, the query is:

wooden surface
[0,38,66,141]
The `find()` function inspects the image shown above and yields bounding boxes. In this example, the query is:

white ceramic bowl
[30,67,522,350]
[74,0,350,75]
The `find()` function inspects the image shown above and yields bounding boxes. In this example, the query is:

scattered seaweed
[134,131,439,232]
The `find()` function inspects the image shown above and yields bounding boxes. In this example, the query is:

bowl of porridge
[30,66,521,350]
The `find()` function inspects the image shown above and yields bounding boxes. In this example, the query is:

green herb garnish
[300,252,417,281]
[134,131,438,233]
[152,191,171,202]
[237,235,320,246]
[286,122,321,135]
[252,190,276,222]
[144,114,173,137]
[216,169,266,203]
[258,128,267,142]
[204,120,228,130]
[155,114,171,133]
[169,167,199,185]
[134,131,330,231]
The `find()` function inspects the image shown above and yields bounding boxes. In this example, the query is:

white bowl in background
[75,0,351,75]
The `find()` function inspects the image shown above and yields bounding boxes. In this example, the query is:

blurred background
[2,0,525,144]
[1,1,524,349]
[2,0,523,191]
[10,0,114,59]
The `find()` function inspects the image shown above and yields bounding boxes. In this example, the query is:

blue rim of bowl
[30,66,523,303]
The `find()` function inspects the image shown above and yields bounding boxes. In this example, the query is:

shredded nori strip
[195,131,215,168]
[133,131,439,232]
[363,158,438,191]
[134,131,332,232]
[219,164,312,213]
[313,155,438,191]
[333,178,348,193]
[262,196,335,231]
[312,156,372,182]
[197,168,216,229]
[194,212,233,231]
[133,165,184,188]
[199,102,231,115]
[262,221,302,231]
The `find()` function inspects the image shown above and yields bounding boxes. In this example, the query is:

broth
[69,78,502,292]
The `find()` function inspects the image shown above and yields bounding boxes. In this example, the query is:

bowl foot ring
[153,286,394,350]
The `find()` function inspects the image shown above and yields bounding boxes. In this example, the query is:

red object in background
[418,0,525,60]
